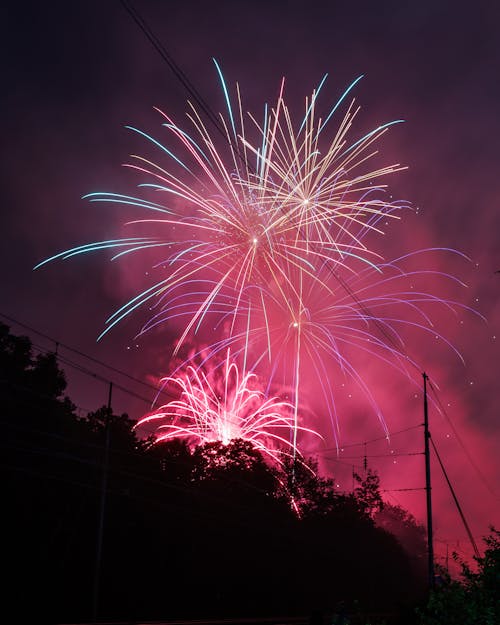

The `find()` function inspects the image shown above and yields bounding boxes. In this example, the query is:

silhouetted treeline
[2,323,427,624]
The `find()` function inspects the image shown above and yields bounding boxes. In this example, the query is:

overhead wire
[427,377,499,501]
[430,436,480,559]
[0,311,175,401]
[119,0,251,172]
[322,451,423,460]
[311,423,423,454]
[382,487,426,493]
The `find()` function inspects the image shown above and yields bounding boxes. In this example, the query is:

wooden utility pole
[423,372,435,589]
[92,381,113,621]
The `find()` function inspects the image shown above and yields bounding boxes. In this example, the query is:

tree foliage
[374,502,427,584]
[354,469,385,517]
[419,528,500,625]
[2,322,428,624]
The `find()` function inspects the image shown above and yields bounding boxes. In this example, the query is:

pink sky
[4,0,499,573]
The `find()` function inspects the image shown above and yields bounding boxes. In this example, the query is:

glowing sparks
[37,64,406,354]
[136,350,321,464]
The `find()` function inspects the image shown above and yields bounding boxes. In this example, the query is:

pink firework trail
[136,349,321,465]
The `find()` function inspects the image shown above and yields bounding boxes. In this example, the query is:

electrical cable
[322,451,423,460]
[311,423,423,453]
[430,437,480,559]
[119,0,251,173]
[0,311,175,401]
[428,378,499,501]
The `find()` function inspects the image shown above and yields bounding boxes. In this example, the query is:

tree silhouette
[2,322,431,623]
[354,469,385,517]
[375,502,427,584]
[419,527,500,625]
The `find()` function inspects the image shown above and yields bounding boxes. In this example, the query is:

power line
[321,456,365,472]
[322,451,423,460]
[382,488,426,493]
[1,312,183,439]
[312,423,423,454]
[119,0,251,174]
[15,342,164,438]
[5,313,487,562]
[427,378,500,501]
[431,437,480,559]
[0,311,175,402]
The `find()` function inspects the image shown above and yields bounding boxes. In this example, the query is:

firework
[35,63,405,353]
[35,61,475,450]
[136,349,321,465]
[178,247,478,446]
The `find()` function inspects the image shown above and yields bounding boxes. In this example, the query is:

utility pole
[92,382,113,621]
[423,372,435,589]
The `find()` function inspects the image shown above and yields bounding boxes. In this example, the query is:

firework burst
[35,61,476,451]
[35,63,405,352]
[136,349,321,465]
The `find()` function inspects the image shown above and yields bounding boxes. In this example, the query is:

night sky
[4,0,500,569]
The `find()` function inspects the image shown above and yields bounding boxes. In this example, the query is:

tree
[0,322,32,382]
[419,527,500,625]
[276,455,341,516]
[374,503,427,582]
[192,438,273,482]
[28,352,67,399]
[354,468,385,517]
[1,323,437,623]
